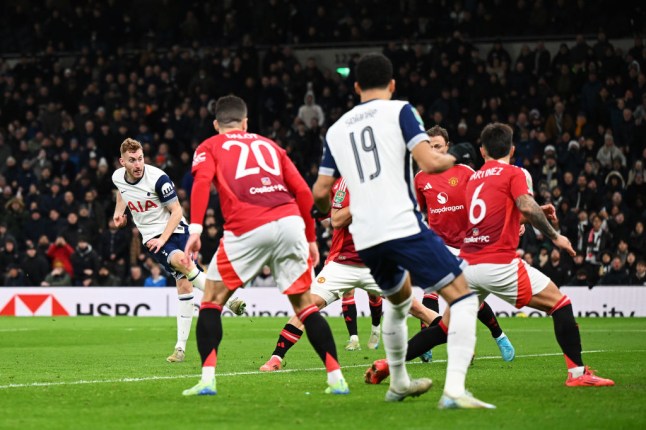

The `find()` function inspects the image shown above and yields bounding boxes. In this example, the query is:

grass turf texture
[1,317,644,430]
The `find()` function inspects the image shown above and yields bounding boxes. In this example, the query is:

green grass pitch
[1,316,644,430]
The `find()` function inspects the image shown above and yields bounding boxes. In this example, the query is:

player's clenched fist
[114,214,128,228]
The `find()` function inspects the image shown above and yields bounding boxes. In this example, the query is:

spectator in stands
[144,263,167,287]
[250,265,277,288]
[199,222,220,265]
[95,264,121,287]
[127,265,146,287]
[596,134,626,170]
[0,238,20,275]
[21,241,50,286]
[70,236,100,287]
[46,236,74,278]
[599,256,630,285]
[541,248,572,287]
[41,260,72,286]
[296,89,325,129]
[585,215,610,266]
[629,221,646,257]
[2,197,27,242]
[3,263,26,287]
[630,259,646,286]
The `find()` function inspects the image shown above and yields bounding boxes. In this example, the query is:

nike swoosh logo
[120,190,127,193]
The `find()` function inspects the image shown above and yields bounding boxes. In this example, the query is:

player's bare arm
[411,141,456,174]
[519,203,557,224]
[516,194,576,256]
[147,200,183,253]
[312,174,336,213]
[330,207,352,229]
[113,190,128,228]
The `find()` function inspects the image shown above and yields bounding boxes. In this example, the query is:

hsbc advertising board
[0,286,645,317]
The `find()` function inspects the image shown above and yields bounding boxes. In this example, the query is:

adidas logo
[423,183,433,190]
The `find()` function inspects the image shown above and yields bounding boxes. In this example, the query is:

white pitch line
[0,349,633,390]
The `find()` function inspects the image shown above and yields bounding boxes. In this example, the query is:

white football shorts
[311,261,382,306]
[206,216,312,294]
[462,258,551,309]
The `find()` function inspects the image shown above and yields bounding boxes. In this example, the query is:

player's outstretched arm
[113,190,128,228]
[516,194,575,256]
[411,142,455,174]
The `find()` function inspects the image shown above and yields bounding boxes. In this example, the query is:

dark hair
[215,95,247,126]
[426,125,449,144]
[356,53,393,91]
[480,122,513,159]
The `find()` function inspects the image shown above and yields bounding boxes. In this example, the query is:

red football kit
[326,178,363,266]
[414,164,474,248]
[459,160,533,265]
[190,130,315,241]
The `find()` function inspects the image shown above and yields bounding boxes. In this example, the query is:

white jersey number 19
[350,126,381,183]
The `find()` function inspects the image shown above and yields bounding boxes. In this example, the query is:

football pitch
[1,316,644,430]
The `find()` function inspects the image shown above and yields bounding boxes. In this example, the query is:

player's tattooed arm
[515,194,558,240]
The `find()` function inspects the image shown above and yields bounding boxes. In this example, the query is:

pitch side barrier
[0,286,644,317]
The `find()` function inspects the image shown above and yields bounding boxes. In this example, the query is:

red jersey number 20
[222,140,281,179]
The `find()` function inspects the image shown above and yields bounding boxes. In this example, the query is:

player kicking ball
[112,138,245,363]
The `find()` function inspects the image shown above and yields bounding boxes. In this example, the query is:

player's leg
[367,293,382,349]
[527,281,614,387]
[477,301,515,361]
[435,275,494,409]
[271,216,348,394]
[169,241,246,315]
[420,293,440,329]
[259,293,327,371]
[167,277,194,363]
[288,290,349,394]
[182,278,233,396]
[341,289,360,350]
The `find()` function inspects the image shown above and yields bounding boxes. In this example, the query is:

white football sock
[201,366,215,383]
[327,369,343,385]
[176,293,194,351]
[187,267,206,291]
[444,293,478,398]
[383,293,413,392]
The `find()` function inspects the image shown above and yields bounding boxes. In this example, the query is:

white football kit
[112,164,188,243]
[320,99,429,250]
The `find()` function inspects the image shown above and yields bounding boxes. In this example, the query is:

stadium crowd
[0,1,645,287]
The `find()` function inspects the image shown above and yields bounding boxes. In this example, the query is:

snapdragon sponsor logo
[249,184,288,194]
[428,205,464,214]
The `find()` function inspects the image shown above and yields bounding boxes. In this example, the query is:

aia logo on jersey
[261,177,272,186]
[192,152,206,167]
[128,200,159,213]
[437,192,449,205]
[449,177,459,187]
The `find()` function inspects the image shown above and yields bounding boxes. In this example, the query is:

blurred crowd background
[0,0,645,288]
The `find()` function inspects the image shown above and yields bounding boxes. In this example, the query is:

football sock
[187,267,206,291]
[478,301,503,338]
[421,293,439,329]
[176,293,194,351]
[297,305,342,385]
[369,295,383,327]
[444,293,478,398]
[342,297,358,336]
[271,323,303,358]
[549,297,584,376]
[196,303,222,382]
[383,294,413,392]
[406,317,446,361]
